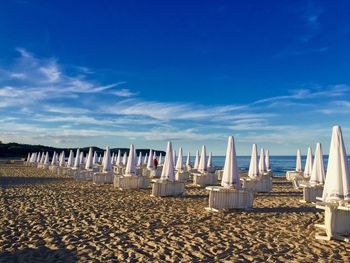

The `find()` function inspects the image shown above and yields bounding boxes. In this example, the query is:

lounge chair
[175,170,190,182]
[205,186,254,211]
[93,171,114,185]
[315,202,350,242]
[241,174,272,193]
[151,179,185,197]
[299,183,324,203]
[286,170,303,181]
[193,172,218,187]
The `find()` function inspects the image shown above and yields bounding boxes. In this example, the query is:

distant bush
[0,142,165,158]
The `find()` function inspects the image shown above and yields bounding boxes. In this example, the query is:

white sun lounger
[315,202,350,242]
[93,172,114,185]
[150,179,185,197]
[113,174,150,190]
[205,186,254,212]
[74,169,96,181]
[299,184,323,203]
[192,172,218,187]
[175,171,190,182]
[215,169,224,181]
[286,171,302,181]
[241,174,272,193]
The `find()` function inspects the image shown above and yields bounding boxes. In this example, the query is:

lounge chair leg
[315,232,331,241]
[314,224,326,230]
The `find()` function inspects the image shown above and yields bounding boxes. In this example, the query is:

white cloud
[39,62,61,82]
[316,100,350,115]
[67,80,126,93]
[32,115,123,127]
[42,106,91,114]
[0,121,225,145]
[104,100,246,122]
[0,48,134,110]
[10,73,26,79]
[0,86,25,97]
[112,88,138,97]
[16,47,32,58]
[254,85,349,104]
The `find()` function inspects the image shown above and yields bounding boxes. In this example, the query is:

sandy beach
[1,163,349,262]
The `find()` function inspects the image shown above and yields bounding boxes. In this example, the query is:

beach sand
[1,164,350,262]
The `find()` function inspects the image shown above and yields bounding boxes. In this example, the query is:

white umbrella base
[150,180,185,197]
[114,175,150,190]
[93,172,114,185]
[113,166,123,175]
[292,176,310,189]
[299,185,323,203]
[175,171,190,182]
[286,171,303,181]
[315,203,350,242]
[142,168,158,178]
[205,186,254,211]
[57,167,77,177]
[56,167,67,177]
[75,170,94,181]
[94,164,103,173]
[192,173,218,187]
[241,175,272,193]
[215,169,224,181]
[71,168,83,178]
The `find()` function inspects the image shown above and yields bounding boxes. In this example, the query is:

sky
[0,0,350,155]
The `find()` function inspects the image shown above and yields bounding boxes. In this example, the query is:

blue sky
[0,0,350,155]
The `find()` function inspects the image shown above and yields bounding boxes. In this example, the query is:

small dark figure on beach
[153,158,158,169]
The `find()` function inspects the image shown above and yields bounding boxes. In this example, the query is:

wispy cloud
[1,48,350,153]
[253,85,349,104]
[0,120,224,144]
[0,48,133,109]
[10,73,26,79]
[112,88,138,97]
[316,100,350,115]
[15,47,32,58]
[42,106,91,114]
[104,100,245,121]
[39,62,61,83]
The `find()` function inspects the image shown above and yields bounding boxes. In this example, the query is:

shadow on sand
[0,176,71,186]
[0,246,77,263]
[272,181,293,186]
[181,194,208,199]
[251,206,318,213]
[257,191,302,197]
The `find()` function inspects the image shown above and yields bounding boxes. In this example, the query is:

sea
[2,156,350,177]
[205,155,350,176]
